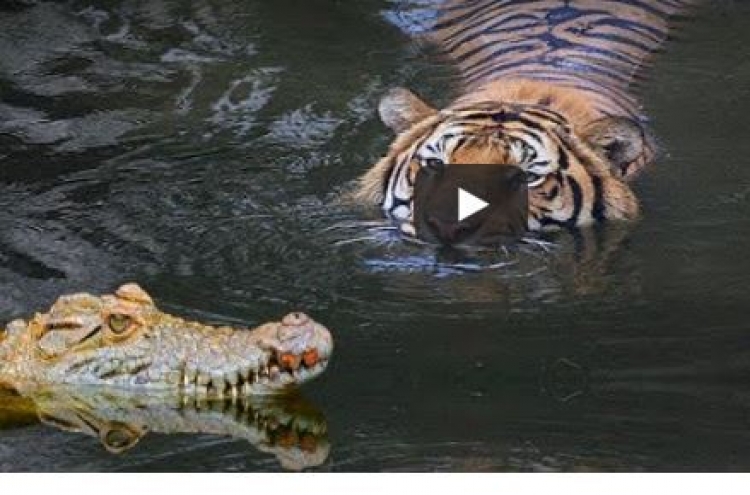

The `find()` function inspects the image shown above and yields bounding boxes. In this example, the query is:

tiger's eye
[107,314,132,334]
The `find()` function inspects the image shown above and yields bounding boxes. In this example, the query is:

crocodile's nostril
[282,312,309,326]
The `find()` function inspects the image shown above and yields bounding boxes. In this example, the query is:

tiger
[355,0,697,246]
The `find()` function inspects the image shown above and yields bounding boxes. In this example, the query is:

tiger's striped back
[425,0,697,118]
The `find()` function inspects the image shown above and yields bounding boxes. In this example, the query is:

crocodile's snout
[276,312,333,368]
[179,311,332,398]
[0,285,333,397]
[238,312,333,395]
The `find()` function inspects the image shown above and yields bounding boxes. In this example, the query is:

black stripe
[463,53,633,87]
[422,0,695,118]
[387,196,411,218]
[491,109,520,123]
[591,175,607,222]
[566,175,583,228]
[539,217,565,228]
[522,107,568,126]
[544,184,560,201]
[512,115,547,133]
[448,12,541,56]
[452,136,469,152]
[558,147,569,170]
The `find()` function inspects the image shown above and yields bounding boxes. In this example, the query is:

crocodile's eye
[99,424,143,454]
[107,313,132,335]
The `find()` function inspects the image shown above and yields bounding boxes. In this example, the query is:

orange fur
[455,79,602,129]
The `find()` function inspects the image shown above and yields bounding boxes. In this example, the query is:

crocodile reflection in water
[12,387,329,471]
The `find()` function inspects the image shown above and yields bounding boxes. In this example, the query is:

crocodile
[0,284,333,397]
[6,386,329,471]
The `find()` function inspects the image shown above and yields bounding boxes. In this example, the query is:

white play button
[458,188,489,222]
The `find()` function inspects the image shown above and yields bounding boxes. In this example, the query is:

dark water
[0,0,749,472]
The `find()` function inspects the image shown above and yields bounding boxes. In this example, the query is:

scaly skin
[26,387,330,471]
[0,284,333,397]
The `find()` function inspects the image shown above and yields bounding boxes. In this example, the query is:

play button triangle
[458,188,489,222]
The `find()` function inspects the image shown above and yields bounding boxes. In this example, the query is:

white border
[2,473,750,495]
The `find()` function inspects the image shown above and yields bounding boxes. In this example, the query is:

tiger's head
[356,83,649,246]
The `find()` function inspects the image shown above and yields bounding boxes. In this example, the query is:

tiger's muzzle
[413,164,529,246]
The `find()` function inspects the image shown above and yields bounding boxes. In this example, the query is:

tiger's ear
[582,117,654,179]
[379,87,438,134]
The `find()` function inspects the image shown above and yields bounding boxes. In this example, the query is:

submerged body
[0,284,332,397]
[357,0,696,245]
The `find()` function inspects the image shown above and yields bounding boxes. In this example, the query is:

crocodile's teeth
[185,365,197,384]
[241,382,253,396]
[240,365,254,382]
[280,372,295,385]
[197,372,211,386]
[182,383,196,397]
[270,365,280,380]
[225,371,240,386]
[165,370,181,385]
[196,385,208,399]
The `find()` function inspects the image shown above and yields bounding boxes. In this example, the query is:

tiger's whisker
[506,266,549,278]
[322,221,393,232]
[438,263,482,272]
[331,236,382,247]
[484,260,519,270]
[520,238,557,253]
